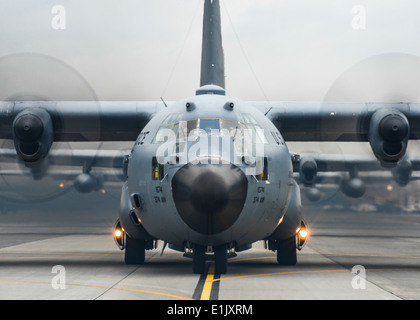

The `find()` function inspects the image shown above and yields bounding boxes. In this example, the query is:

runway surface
[0,197,419,301]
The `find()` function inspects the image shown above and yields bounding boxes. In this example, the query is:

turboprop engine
[74,173,97,193]
[369,109,410,168]
[392,158,412,186]
[12,108,53,164]
[299,156,317,186]
[341,177,366,198]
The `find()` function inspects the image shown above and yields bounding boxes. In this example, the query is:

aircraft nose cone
[190,169,229,214]
[172,163,248,235]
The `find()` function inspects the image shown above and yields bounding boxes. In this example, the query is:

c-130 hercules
[1,0,420,274]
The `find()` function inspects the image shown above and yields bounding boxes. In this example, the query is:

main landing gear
[125,236,146,264]
[191,244,229,274]
[113,221,154,265]
[268,220,309,266]
[275,236,297,265]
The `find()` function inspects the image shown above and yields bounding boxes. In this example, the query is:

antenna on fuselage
[160,97,168,108]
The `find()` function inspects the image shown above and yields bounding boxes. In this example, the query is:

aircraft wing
[0,148,129,169]
[292,152,420,181]
[291,151,420,201]
[255,101,420,141]
[253,101,420,168]
[291,153,382,172]
[0,147,129,195]
[0,100,168,165]
[0,101,167,141]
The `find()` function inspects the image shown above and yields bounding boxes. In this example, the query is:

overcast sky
[2,0,420,203]
[1,0,420,102]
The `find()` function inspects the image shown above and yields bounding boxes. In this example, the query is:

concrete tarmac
[0,198,419,300]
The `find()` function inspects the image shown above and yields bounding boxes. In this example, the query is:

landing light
[113,220,125,250]
[297,222,309,250]
[299,229,308,238]
[297,227,308,238]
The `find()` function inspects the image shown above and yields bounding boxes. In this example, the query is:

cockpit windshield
[152,113,268,144]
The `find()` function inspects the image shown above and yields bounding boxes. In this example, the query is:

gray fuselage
[122,94,298,250]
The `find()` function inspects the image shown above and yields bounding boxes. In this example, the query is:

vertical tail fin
[199,0,225,91]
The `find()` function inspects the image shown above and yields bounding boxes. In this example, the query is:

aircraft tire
[276,236,297,266]
[192,244,206,274]
[214,244,228,274]
[124,236,146,265]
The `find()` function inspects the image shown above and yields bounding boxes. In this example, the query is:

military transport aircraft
[1,0,420,274]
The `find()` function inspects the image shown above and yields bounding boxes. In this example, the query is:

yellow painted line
[211,268,411,283]
[200,263,215,300]
[231,256,274,262]
[0,252,123,257]
[229,252,420,264]
[318,253,420,259]
[213,269,346,282]
[0,279,194,300]
[113,287,194,300]
[0,254,123,261]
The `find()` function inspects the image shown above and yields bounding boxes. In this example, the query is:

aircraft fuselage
[120,94,301,254]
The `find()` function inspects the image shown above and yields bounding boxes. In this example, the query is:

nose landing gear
[190,243,230,274]
[192,245,206,274]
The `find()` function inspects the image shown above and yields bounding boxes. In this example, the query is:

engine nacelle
[341,177,366,198]
[304,187,322,202]
[74,173,97,193]
[369,109,409,168]
[299,156,317,186]
[392,158,412,186]
[12,108,53,164]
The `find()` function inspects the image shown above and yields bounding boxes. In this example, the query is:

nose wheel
[192,244,228,274]
[214,244,228,274]
[192,245,206,274]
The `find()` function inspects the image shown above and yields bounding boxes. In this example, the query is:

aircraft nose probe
[171,162,248,236]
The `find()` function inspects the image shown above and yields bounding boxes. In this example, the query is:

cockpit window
[199,119,220,134]
[239,113,257,125]
[237,113,268,144]
[162,113,182,125]
[152,113,182,144]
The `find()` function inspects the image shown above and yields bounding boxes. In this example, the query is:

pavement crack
[93,250,160,300]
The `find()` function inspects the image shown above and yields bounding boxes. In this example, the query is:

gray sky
[1,0,420,102]
[1,0,420,203]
